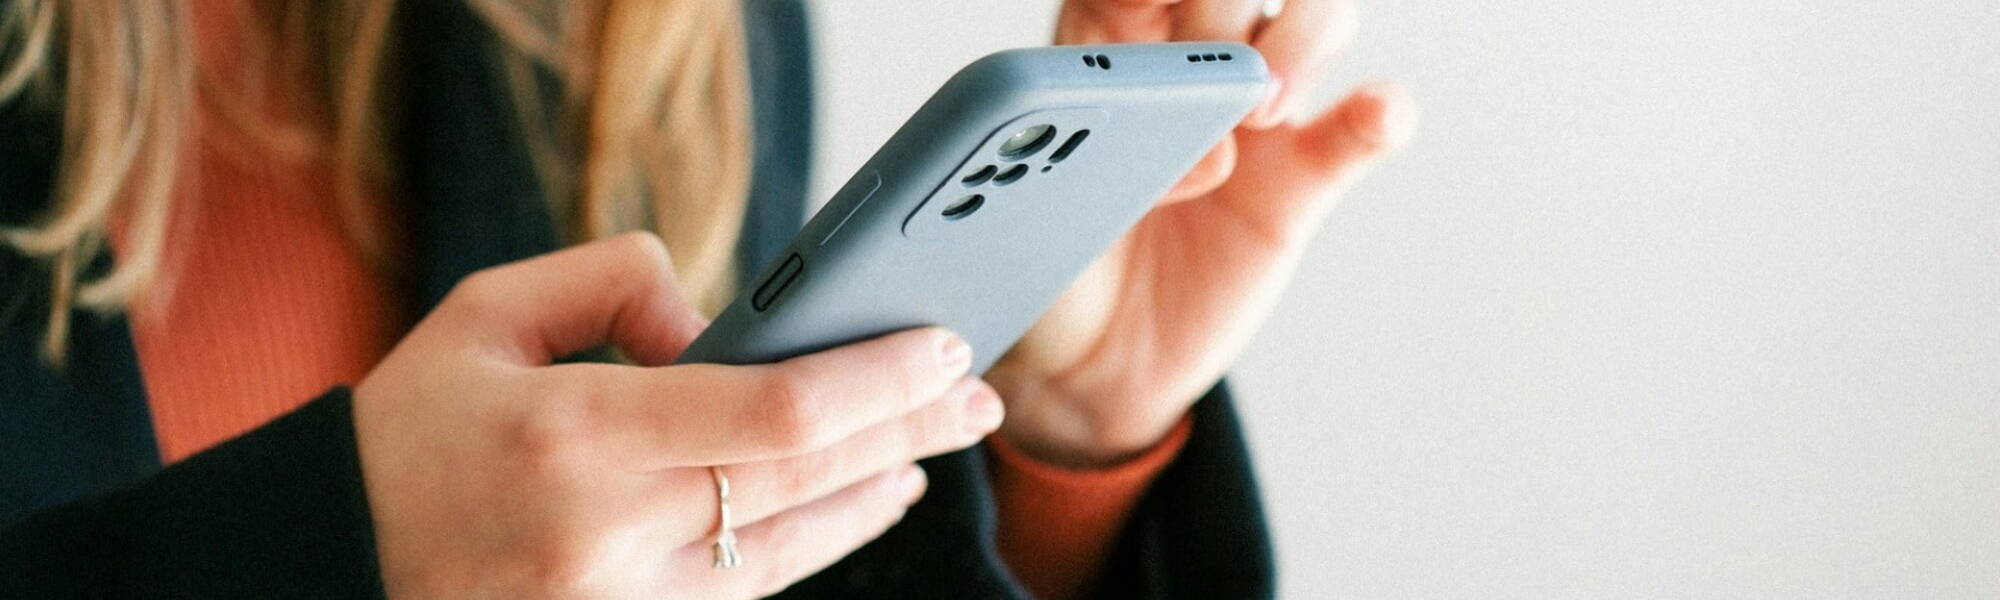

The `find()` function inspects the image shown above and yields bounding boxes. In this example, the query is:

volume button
[751,253,803,312]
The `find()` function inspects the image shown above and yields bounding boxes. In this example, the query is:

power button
[751,253,803,312]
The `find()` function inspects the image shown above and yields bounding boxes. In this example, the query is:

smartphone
[677,43,1271,372]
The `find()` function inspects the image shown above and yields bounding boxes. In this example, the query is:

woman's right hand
[352,232,1001,598]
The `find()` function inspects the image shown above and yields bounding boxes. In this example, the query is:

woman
[0,0,1410,597]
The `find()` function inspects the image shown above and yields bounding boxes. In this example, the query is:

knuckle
[753,374,829,452]
[606,231,680,296]
[609,230,672,268]
[454,266,508,300]
[893,346,935,404]
[770,457,824,504]
[502,381,590,476]
[519,537,613,593]
[504,418,575,478]
[441,267,509,318]
[909,400,961,452]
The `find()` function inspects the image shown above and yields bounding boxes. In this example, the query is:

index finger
[554,327,976,469]
[1170,0,1265,43]
[1057,0,1177,44]
[429,231,706,367]
[1246,0,1356,128]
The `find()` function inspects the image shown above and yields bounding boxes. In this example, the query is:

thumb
[1225,81,1417,245]
[434,232,709,367]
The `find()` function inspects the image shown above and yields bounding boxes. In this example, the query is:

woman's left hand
[986,0,1417,467]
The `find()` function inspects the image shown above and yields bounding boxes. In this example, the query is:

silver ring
[710,466,742,568]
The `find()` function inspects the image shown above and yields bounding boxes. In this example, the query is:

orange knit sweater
[118,5,1184,597]
[123,0,406,463]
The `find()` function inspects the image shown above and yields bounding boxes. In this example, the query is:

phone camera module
[941,194,985,221]
[961,164,997,186]
[993,164,1029,185]
[997,124,1057,160]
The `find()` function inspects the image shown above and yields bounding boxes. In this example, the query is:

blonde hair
[0,0,751,365]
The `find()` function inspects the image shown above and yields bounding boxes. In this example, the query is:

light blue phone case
[678,43,1270,372]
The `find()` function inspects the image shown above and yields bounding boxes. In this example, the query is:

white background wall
[808,2,2000,597]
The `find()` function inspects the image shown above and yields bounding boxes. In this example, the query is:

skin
[353,0,1413,595]
[989,0,1419,468]
[355,233,1004,597]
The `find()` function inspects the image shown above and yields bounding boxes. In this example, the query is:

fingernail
[898,464,928,504]
[938,332,972,371]
[963,385,1004,436]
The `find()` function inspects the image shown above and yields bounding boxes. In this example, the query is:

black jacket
[0,1,1274,597]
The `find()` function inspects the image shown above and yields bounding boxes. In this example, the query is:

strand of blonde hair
[1,0,751,365]
[0,0,188,365]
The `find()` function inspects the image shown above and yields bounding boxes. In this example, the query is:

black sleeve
[0,383,1270,599]
[1091,381,1277,599]
[0,389,386,598]
[773,381,1277,600]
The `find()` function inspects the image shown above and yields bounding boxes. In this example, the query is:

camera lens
[997,124,1056,160]
[941,194,984,220]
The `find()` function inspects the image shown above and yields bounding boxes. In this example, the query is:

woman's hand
[988,0,1416,467]
[354,233,1002,598]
